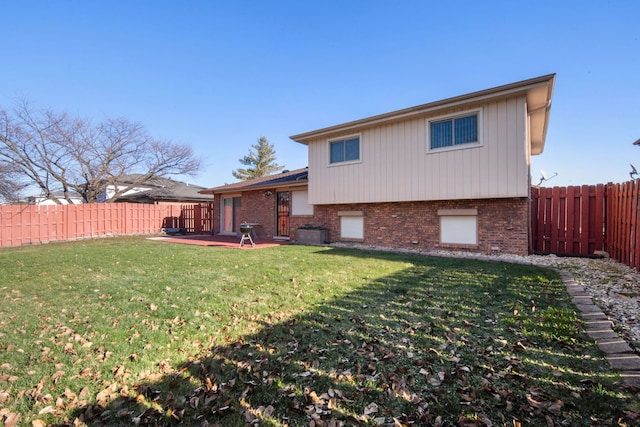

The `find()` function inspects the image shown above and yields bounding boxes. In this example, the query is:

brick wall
[214,190,314,239]
[213,191,276,238]
[238,191,276,238]
[212,194,221,233]
[306,198,530,255]
[213,192,529,255]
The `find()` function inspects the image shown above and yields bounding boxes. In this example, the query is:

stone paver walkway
[559,270,640,388]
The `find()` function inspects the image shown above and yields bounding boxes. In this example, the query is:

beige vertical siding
[307,95,529,205]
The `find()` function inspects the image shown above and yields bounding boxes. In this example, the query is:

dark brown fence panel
[195,203,214,233]
[606,180,640,270]
[530,184,606,255]
[634,181,640,269]
[176,203,215,233]
[532,180,640,270]
[181,204,195,232]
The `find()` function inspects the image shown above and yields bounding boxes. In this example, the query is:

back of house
[289,74,555,255]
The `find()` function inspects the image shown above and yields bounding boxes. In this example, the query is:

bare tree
[0,101,201,203]
[232,136,284,181]
[0,162,28,203]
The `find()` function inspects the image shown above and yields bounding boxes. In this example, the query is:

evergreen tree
[232,136,284,180]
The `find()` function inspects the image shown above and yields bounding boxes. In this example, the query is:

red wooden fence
[530,185,606,255]
[4,188,640,270]
[606,180,640,270]
[531,180,640,271]
[0,202,214,248]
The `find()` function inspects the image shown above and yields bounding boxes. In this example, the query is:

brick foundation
[308,198,530,256]
[214,192,530,256]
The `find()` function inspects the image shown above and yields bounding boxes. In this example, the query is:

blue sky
[2,1,639,189]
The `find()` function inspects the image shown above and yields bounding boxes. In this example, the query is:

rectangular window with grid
[428,111,481,151]
[329,136,360,164]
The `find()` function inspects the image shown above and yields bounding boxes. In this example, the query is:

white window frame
[328,134,362,166]
[427,108,483,153]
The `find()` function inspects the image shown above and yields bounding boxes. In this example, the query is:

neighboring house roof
[200,168,309,195]
[109,176,212,203]
[26,190,84,205]
[117,182,211,203]
[290,74,555,155]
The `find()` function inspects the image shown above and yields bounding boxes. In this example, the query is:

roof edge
[199,167,309,195]
[290,74,556,144]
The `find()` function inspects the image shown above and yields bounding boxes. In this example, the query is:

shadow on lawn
[66,248,633,426]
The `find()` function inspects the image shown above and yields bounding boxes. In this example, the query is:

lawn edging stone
[559,269,640,388]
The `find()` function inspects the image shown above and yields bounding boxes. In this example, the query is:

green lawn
[0,237,637,426]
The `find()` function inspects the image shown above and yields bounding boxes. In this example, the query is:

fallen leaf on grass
[37,406,55,415]
[548,399,563,414]
[2,412,20,427]
[428,371,446,387]
[78,386,89,398]
[0,373,18,383]
[262,405,275,418]
[363,402,378,415]
[63,342,77,356]
[244,410,257,424]
[112,364,126,378]
[51,370,65,384]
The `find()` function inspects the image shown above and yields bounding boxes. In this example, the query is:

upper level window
[428,110,481,151]
[330,136,360,164]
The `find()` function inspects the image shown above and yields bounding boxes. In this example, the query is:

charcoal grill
[239,223,255,248]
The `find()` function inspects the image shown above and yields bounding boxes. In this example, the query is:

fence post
[530,187,539,253]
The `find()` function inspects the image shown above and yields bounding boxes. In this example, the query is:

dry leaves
[3,261,640,427]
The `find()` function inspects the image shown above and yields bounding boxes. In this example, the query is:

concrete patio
[148,233,289,249]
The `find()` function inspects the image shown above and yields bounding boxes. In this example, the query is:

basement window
[338,211,364,240]
[438,209,478,245]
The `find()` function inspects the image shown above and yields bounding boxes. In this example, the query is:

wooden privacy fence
[531,180,640,271]
[530,184,606,256]
[606,180,640,270]
[0,202,214,248]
